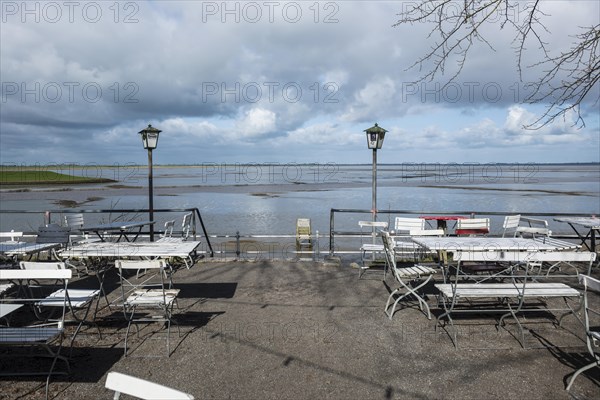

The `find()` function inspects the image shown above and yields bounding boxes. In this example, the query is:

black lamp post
[364,123,387,224]
[138,124,162,241]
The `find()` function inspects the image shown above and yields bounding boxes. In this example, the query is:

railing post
[314,230,320,261]
[44,211,51,225]
[235,231,241,259]
[329,209,335,256]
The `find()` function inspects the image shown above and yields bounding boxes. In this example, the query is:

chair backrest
[297,218,312,236]
[115,259,170,298]
[502,215,550,238]
[36,224,70,244]
[181,213,193,240]
[394,217,425,233]
[380,231,397,270]
[20,261,66,270]
[116,259,167,271]
[161,220,175,238]
[105,371,194,400]
[64,213,85,230]
[1,269,72,281]
[359,221,388,249]
[502,215,521,237]
[358,221,388,229]
[0,230,24,243]
[455,218,490,236]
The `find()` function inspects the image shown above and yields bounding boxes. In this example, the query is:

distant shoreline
[1,162,599,170]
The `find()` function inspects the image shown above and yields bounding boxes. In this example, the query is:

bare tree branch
[394,1,599,129]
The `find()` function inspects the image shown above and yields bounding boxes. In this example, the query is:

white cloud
[234,108,277,138]
[0,1,598,164]
[341,77,397,122]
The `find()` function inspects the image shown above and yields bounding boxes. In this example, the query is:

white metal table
[81,220,156,242]
[554,217,600,252]
[0,242,64,262]
[410,236,579,252]
[60,241,201,259]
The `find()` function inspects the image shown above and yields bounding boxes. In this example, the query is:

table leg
[437,220,448,234]
[567,223,594,251]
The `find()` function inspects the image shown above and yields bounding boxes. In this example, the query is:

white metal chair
[181,212,193,240]
[0,268,73,399]
[63,213,101,245]
[156,215,196,268]
[116,259,180,356]
[393,217,443,261]
[19,261,100,351]
[158,220,175,240]
[105,371,194,399]
[0,230,24,244]
[64,213,85,231]
[455,218,490,236]
[1,230,24,268]
[382,231,437,320]
[502,214,551,238]
[358,221,388,278]
[567,274,600,391]
[296,218,313,250]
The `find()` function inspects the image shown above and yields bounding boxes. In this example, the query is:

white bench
[435,251,586,348]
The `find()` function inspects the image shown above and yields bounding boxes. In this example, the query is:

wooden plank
[435,283,580,298]
[0,327,63,343]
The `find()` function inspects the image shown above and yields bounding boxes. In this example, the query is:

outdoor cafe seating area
[0,213,599,398]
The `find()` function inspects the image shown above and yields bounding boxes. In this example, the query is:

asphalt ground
[1,259,599,400]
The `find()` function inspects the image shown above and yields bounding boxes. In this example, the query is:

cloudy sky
[1,1,599,166]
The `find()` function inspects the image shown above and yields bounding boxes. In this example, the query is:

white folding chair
[156,216,196,268]
[105,371,194,399]
[0,269,73,399]
[116,259,180,356]
[358,221,388,278]
[455,218,490,236]
[382,231,437,319]
[157,220,175,241]
[502,214,551,238]
[393,217,443,261]
[566,274,600,391]
[19,261,100,352]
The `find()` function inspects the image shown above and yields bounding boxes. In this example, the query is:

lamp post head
[364,123,387,150]
[138,124,162,150]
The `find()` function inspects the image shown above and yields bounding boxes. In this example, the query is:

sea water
[1,163,598,237]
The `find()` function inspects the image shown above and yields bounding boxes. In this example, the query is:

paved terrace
[1,259,599,400]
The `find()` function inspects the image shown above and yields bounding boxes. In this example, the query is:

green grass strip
[0,171,115,185]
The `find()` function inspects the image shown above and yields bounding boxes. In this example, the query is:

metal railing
[329,208,596,256]
[2,208,597,261]
[0,207,214,257]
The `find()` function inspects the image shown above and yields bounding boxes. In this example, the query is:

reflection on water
[1,164,598,235]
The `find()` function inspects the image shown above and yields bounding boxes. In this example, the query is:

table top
[0,242,63,256]
[554,217,600,229]
[410,236,578,251]
[419,215,467,221]
[81,220,155,232]
[60,240,201,258]
[0,303,24,319]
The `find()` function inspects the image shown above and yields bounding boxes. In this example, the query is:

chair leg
[384,275,432,320]
[566,359,600,391]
